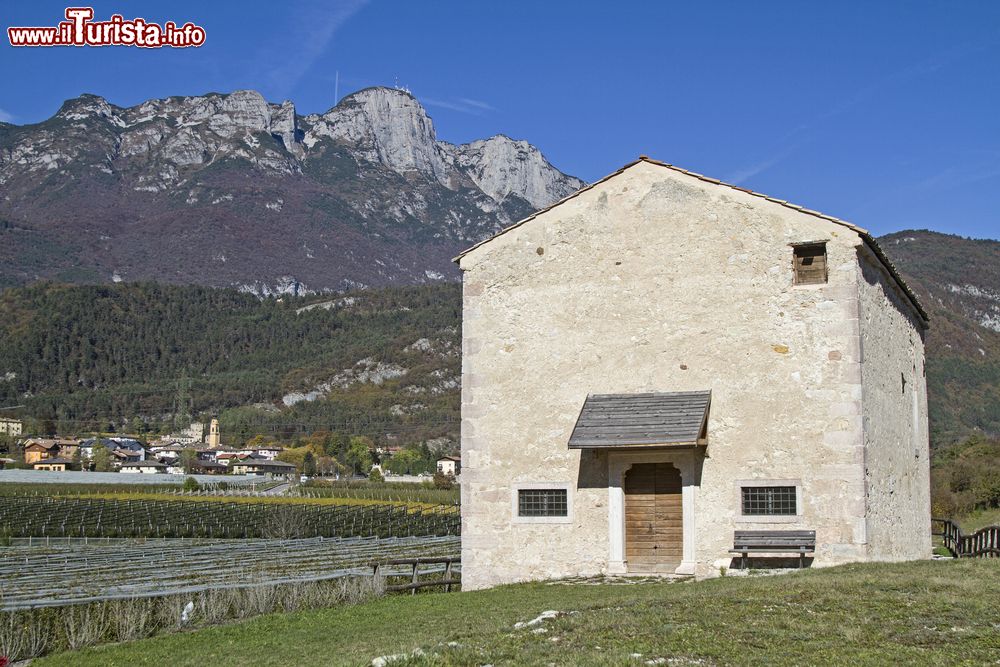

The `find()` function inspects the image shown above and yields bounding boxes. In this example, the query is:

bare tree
[261,505,307,539]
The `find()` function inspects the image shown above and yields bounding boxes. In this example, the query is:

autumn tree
[345,437,373,476]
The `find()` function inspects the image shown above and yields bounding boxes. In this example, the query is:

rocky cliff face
[450,135,579,210]
[0,87,583,292]
[305,87,451,183]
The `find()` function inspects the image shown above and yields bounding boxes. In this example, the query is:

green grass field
[35,559,1000,666]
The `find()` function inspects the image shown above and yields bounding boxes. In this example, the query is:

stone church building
[456,157,931,590]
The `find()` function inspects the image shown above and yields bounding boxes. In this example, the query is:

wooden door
[625,462,683,572]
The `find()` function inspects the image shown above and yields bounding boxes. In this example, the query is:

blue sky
[1,1,998,240]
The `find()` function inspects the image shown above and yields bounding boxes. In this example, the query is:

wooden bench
[729,530,816,569]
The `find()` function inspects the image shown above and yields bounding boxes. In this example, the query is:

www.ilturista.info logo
[7,7,206,48]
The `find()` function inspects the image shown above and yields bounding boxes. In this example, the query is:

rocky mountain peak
[0,86,585,293]
[305,87,450,183]
[452,135,584,209]
[56,94,122,123]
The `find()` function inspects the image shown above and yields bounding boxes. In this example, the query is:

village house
[33,457,73,472]
[236,445,284,460]
[80,437,147,464]
[110,449,139,467]
[23,438,80,464]
[23,439,57,464]
[148,444,184,463]
[78,438,104,461]
[214,451,240,467]
[0,417,22,437]
[230,459,297,477]
[120,460,168,474]
[436,455,461,477]
[189,460,228,475]
[456,157,931,589]
[151,445,218,464]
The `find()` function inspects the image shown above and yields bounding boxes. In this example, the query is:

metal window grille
[518,489,568,517]
[741,486,797,515]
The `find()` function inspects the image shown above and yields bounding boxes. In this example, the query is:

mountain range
[0,87,582,294]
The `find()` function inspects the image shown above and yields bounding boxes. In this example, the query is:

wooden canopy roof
[568,390,711,449]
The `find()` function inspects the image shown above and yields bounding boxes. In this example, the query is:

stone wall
[459,160,928,589]
[857,251,932,559]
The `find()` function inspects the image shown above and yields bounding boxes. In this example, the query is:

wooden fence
[373,556,460,594]
[932,518,1000,558]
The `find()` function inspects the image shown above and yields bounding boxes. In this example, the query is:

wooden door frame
[608,449,700,575]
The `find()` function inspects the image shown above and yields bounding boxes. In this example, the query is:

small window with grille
[793,243,828,285]
[517,488,568,517]
[741,486,797,516]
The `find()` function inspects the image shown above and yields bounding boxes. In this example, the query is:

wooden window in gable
[793,243,827,285]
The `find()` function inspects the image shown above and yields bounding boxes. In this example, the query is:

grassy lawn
[36,559,1000,666]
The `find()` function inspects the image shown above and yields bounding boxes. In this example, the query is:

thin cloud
[913,165,1000,191]
[726,42,990,186]
[260,0,369,99]
[787,41,987,143]
[423,97,496,115]
[850,152,1000,221]
[423,98,470,112]
[0,108,15,124]
[726,141,805,185]
[457,98,495,111]
[865,163,1000,207]
[726,154,784,185]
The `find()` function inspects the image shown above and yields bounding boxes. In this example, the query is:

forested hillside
[0,283,461,446]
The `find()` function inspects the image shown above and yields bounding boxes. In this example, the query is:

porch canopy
[568,390,711,449]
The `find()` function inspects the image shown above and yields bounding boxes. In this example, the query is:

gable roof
[568,390,712,449]
[121,460,166,468]
[81,437,145,450]
[193,461,227,470]
[454,156,928,325]
[25,438,79,449]
[24,440,60,450]
[234,459,296,469]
